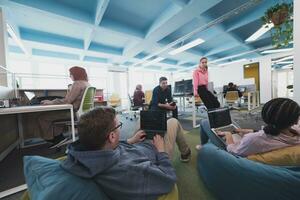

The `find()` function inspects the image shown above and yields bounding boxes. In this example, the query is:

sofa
[197,120,300,200]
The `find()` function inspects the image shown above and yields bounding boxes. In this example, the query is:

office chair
[143,90,153,110]
[108,93,121,108]
[125,94,142,120]
[225,91,240,109]
[51,86,96,148]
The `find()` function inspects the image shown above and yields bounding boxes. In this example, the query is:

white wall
[294,0,300,104]
[207,53,294,104]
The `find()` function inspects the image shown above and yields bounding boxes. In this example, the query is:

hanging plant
[261,2,293,48]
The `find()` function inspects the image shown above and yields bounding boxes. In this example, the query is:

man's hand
[153,134,165,153]
[194,94,199,97]
[41,100,53,105]
[127,130,146,144]
[165,103,176,110]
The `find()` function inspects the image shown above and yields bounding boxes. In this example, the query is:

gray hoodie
[61,141,177,200]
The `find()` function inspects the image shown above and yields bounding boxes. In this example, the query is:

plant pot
[271,9,288,26]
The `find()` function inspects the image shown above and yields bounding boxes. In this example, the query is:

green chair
[76,86,96,118]
[51,86,96,147]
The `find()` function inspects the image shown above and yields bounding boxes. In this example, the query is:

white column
[0,7,8,86]
[294,0,300,103]
[258,57,272,103]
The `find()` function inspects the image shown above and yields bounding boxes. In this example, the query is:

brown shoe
[180,148,191,163]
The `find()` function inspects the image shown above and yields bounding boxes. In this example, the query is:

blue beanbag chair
[197,143,300,200]
[23,156,110,200]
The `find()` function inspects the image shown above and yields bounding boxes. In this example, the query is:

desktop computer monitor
[184,79,193,95]
[238,87,246,93]
[174,80,185,94]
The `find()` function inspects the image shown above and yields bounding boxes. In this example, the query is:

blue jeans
[200,119,226,150]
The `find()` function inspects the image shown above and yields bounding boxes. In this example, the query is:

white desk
[0,104,75,149]
[247,91,260,111]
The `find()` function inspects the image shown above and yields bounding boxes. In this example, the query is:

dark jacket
[61,141,176,200]
[150,86,172,108]
[133,90,145,107]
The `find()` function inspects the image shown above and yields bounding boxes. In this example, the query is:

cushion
[198,143,300,200]
[247,145,300,166]
[23,156,109,200]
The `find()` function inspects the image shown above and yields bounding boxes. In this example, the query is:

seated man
[133,84,145,107]
[150,77,178,119]
[223,82,242,98]
[61,106,191,200]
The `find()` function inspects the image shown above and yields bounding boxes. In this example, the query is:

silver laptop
[207,108,239,145]
[24,91,35,101]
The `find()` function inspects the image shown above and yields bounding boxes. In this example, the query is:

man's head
[78,107,122,150]
[159,77,168,90]
[228,82,234,88]
[199,57,208,69]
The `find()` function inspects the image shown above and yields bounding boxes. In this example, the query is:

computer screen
[207,108,232,128]
[24,92,35,100]
[174,80,185,94]
[184,79,193,94]
[238,87,246,93]
[140,111,167,131]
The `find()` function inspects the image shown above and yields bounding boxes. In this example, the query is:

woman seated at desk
[37,66,90,147]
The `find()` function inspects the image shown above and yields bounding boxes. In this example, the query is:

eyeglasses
[110,121,123,132]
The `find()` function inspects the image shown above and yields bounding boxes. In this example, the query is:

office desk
[247,91,260,111]
[0,104,75,160]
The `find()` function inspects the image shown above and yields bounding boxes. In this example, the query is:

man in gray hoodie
[61,106,190,200]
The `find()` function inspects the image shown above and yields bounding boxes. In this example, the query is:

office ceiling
[1,0,293,72]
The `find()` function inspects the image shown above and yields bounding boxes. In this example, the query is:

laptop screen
[207,108,232,128]
[140,110,167,132]
[24,91,35,100]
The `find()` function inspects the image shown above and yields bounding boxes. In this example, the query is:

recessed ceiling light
[245,23,274,42]
[261,48,293,54]
[168,38,205,55]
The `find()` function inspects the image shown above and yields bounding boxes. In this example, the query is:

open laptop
[140,110,167,139]
[24,91,35,101]
[207,107,240,146]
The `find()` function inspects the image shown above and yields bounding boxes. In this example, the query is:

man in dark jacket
[223,82,243,98]
[150,77,178,119]
[61,107,190,200]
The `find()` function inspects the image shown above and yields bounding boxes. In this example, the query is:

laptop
[24,91,35,101]
[207,107,240,146]
[140,110,167,139]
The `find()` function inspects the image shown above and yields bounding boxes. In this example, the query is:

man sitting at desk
[150,77,178,119]
[133,84,145,107]
[223,82,243,98]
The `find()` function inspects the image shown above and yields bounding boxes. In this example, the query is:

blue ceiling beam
[32,49,79,60]
[123,0,222,60]
[225,1,280,32]
[160,58,178,65]
[20,27,84,49]
[9,45,24,54]
[83,56,108,63]
[81,0,110,60]
[88,42,123,55]
[9,0,94,24]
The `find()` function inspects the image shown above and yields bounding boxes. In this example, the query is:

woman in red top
[193,57,220,109]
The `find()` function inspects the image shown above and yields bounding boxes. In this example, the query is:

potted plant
[261,2,293,48]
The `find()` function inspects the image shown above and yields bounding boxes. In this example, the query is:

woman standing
[38,66,90,147]
[193,57,220,109]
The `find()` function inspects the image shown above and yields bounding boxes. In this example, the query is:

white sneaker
[195,144,202,151]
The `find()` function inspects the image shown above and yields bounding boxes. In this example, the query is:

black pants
[198,85,220,109]
[151,106,178,119]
